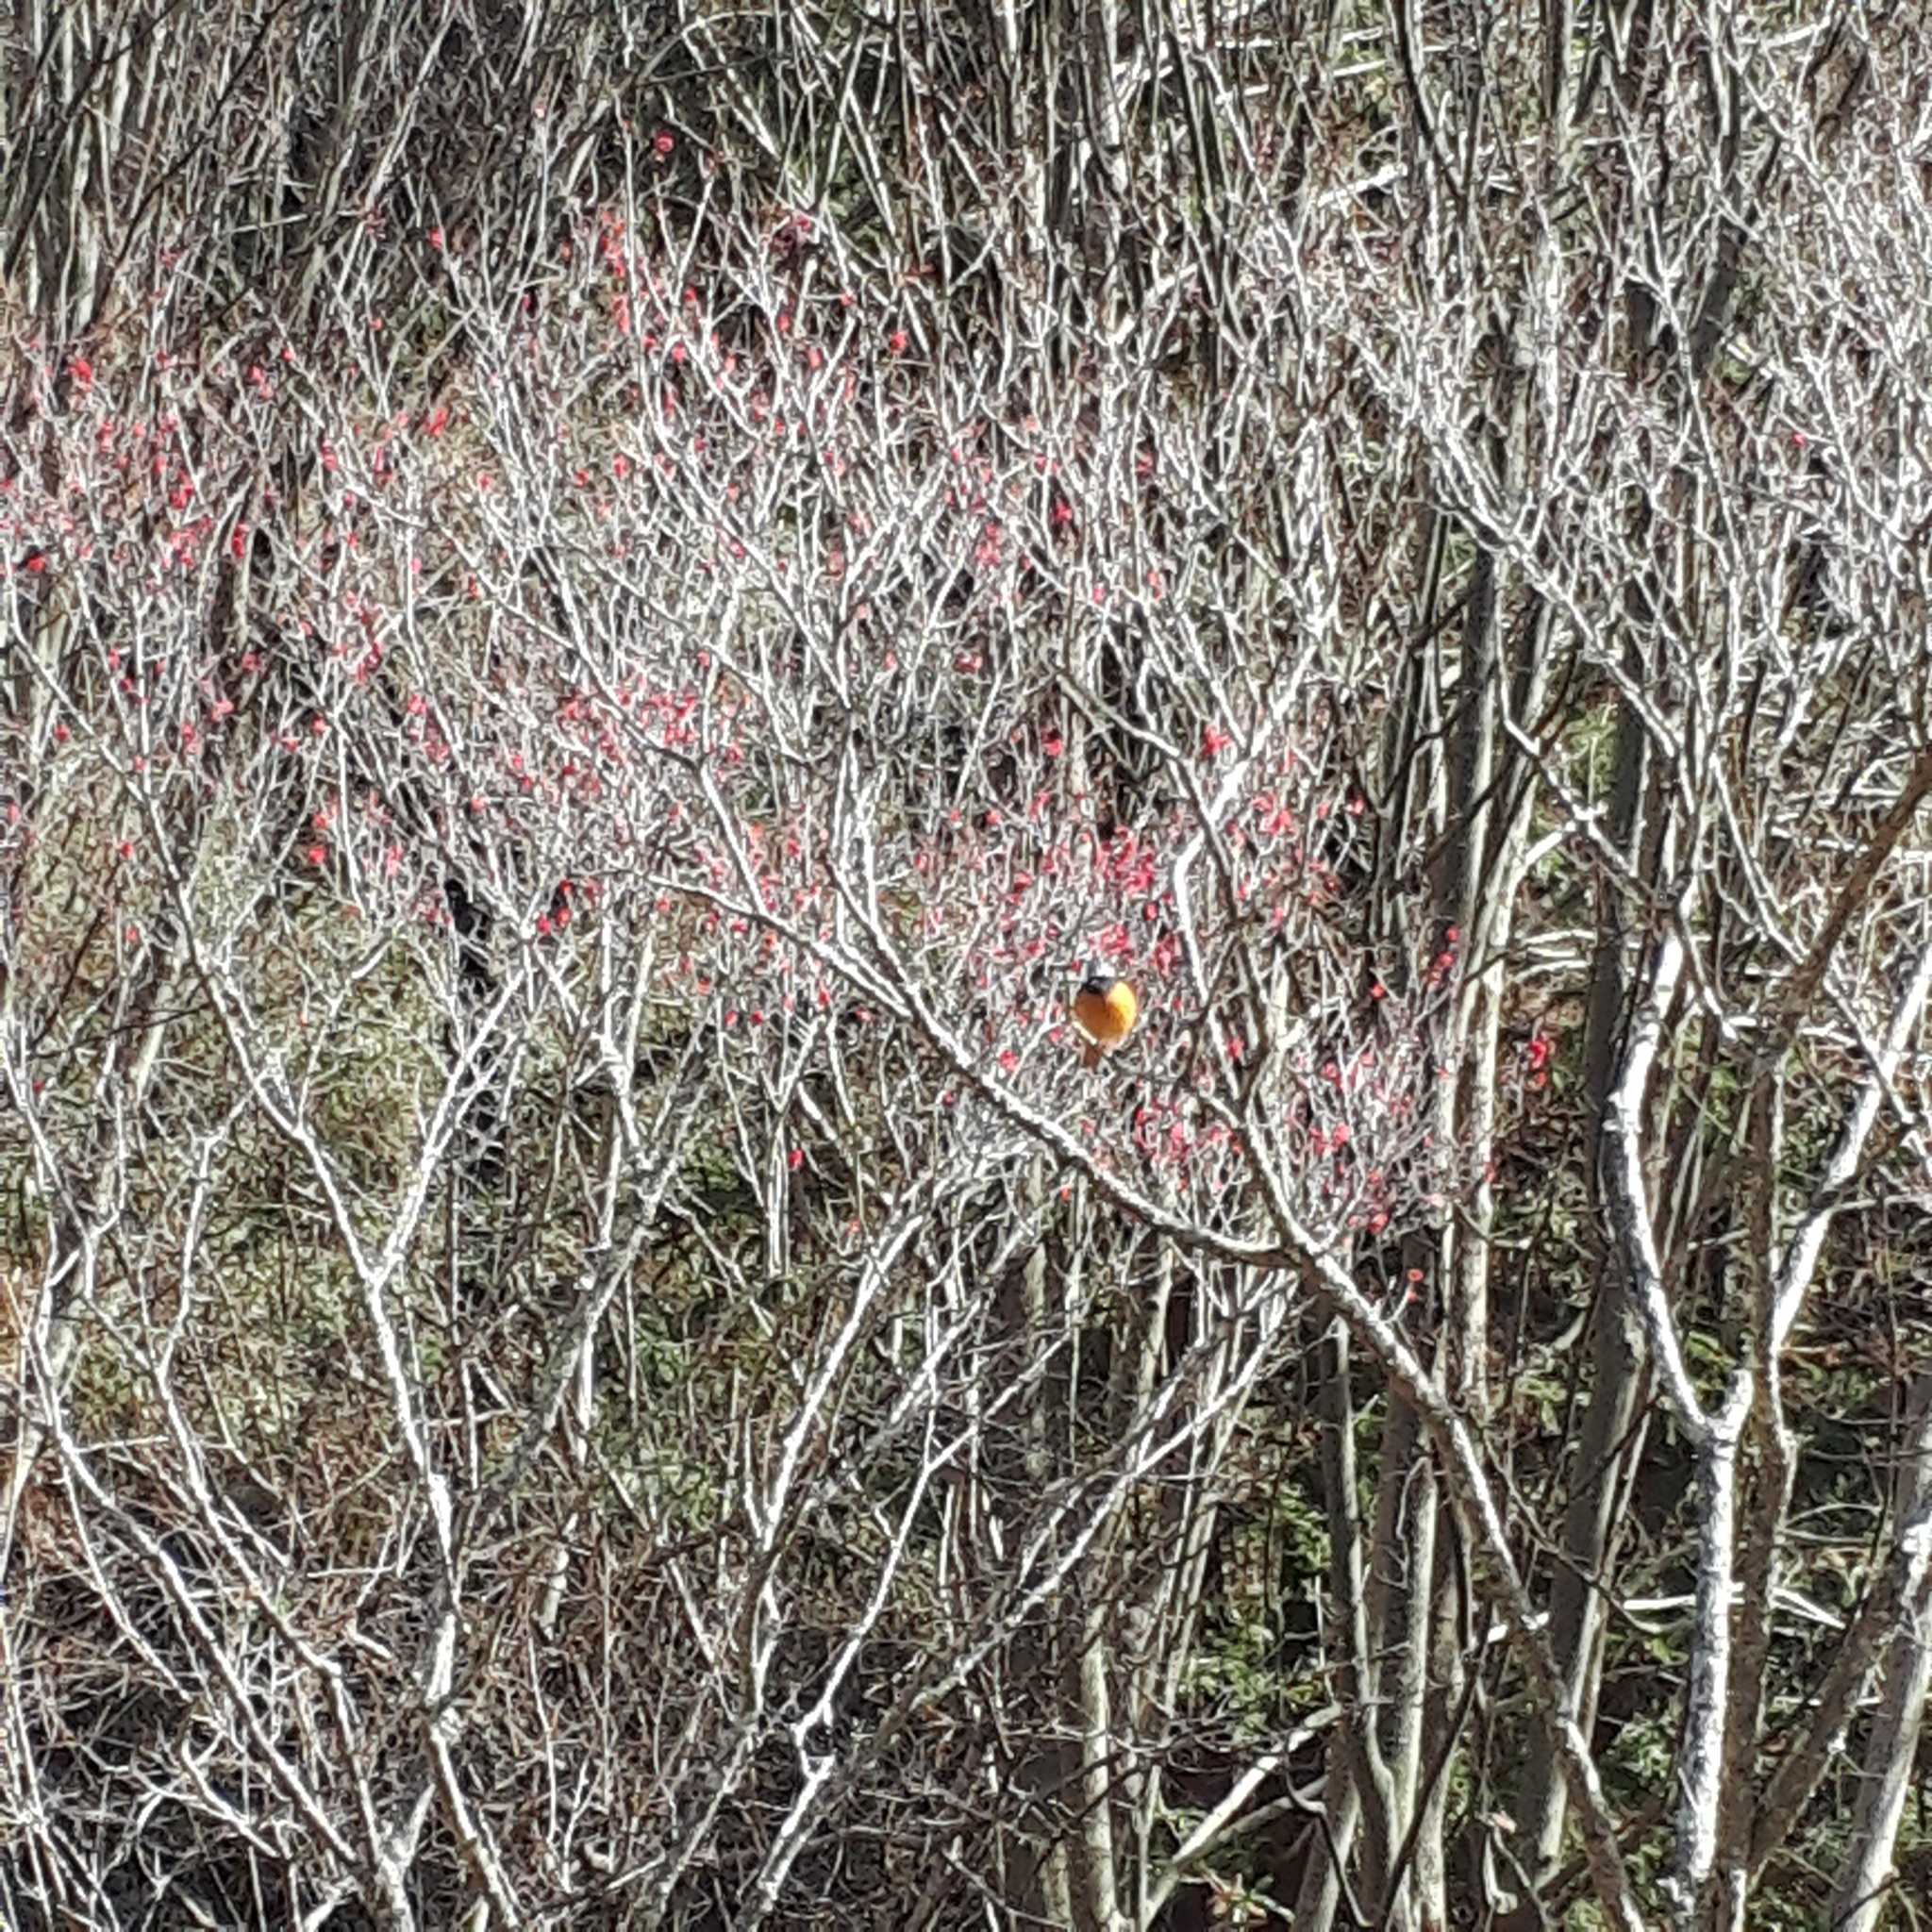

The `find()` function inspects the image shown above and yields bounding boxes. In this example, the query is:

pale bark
[1828,1376,1932,1932]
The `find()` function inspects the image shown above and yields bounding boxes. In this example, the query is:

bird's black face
[1079,974,1116,998]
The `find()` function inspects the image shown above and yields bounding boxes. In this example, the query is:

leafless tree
[6,1,1932,1927]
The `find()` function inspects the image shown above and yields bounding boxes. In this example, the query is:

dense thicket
[6,1,1932,1927]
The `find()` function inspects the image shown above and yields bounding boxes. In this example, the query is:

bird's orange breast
[1073,979,1139,1045]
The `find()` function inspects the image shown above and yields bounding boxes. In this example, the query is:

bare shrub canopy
[5,2,1932,1927]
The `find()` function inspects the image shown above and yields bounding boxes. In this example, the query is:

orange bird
[1071,971,1139,1069]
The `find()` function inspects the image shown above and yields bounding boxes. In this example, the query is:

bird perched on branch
[1071,970,1139,1070]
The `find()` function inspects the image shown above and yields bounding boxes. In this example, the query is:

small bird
[1071,970,1139,1069]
